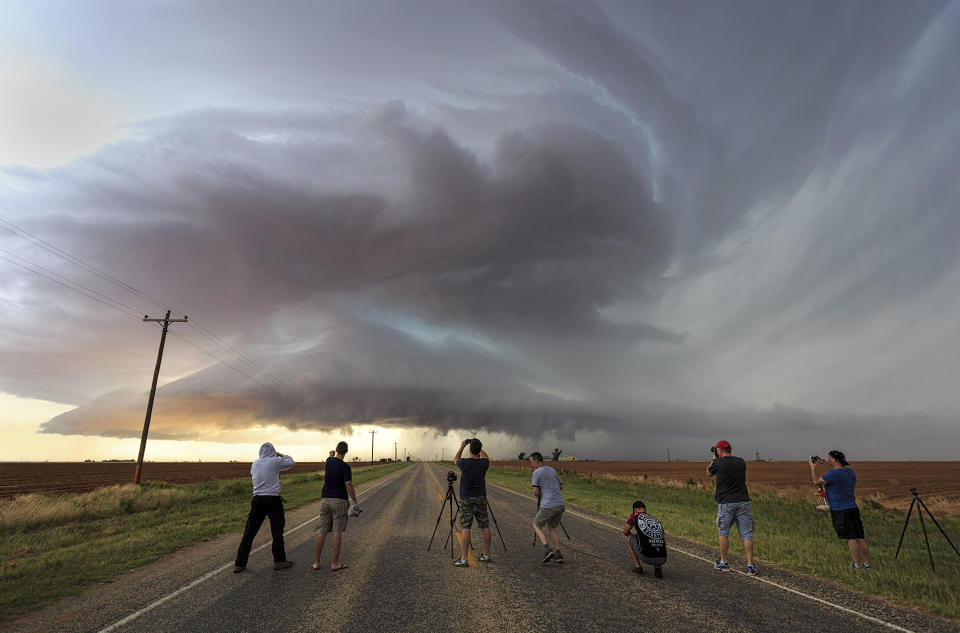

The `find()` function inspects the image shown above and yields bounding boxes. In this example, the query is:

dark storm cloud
[12,101,678,438]
[4,1,960,458]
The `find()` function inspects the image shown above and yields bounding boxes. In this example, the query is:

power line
[166,329,329,421]
[1,216,317,408]
[0,251,145,320]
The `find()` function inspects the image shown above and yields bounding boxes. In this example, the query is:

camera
[446,471,457,483]
[710,446,718,456]
[811,455,822,464]
[464,438,475,444]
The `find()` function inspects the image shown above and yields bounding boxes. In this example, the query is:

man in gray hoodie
[234,442,296,572]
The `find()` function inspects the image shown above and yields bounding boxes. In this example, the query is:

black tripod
[895,488,960,571]
[483,497,509,553]
[427,478,461,559]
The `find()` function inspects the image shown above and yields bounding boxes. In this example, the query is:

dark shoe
[233,565,245,573]
[633,565,643,575]
[746,564,758,576]
[273,561,294,570]
[553,550,564,564]
[541,547,555,563]
[453,558,469,567]
[714,559,730,571]
[654,565,663,578]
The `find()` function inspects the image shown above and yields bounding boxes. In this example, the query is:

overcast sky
[2,0,959,461]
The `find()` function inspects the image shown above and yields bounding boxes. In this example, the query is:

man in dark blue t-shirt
[313,441,360,571]
[810,450,872,569]
[453,438,491,566]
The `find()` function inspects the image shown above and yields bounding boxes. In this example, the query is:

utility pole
[393,442,398,462]
[369,429,376,465]
[135,310,187,484]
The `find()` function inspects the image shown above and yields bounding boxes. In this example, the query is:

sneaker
[553,550,564,564]
[478,554,492,562]
[862,564,873,570]
[654,565,663,578]
[746,565,758,576]
[233,565,245,573]
[453,558,469,567]
[849,562,862,569]
[714,559,730,571]
[541,547,556,563]
[273,561,294,570]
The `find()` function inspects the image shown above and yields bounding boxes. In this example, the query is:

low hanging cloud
[26,102,682,441]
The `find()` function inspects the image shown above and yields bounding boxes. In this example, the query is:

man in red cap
[707,440,757,575]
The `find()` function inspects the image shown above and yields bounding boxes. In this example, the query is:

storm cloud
[2,0,959,459]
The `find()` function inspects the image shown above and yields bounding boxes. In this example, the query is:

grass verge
[0,461,410,622]
[484,464,960,621]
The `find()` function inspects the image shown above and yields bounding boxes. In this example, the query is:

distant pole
[394,442,398,462]
[369,429,376,464]
[135,310,187,484]
[667,449,671,462]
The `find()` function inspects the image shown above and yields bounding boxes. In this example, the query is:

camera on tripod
[446,471,457,483]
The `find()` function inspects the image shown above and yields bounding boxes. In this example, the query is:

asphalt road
[5,463,956,633]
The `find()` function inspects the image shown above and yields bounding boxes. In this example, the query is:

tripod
[895,488,960,571]
[483,497,508,553]
[427,479,461,559]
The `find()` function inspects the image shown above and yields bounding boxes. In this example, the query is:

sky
[2,0,959,463]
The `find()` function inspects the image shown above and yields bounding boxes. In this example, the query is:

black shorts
[830,507,865,540]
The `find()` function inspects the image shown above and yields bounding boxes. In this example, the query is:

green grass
[0,461,410,622]
[484,464,960,621]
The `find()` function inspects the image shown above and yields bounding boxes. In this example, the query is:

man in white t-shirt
[529,452,565,563]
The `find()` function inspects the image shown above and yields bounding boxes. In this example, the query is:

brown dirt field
[0,461,371,498]
[493,460,960,515]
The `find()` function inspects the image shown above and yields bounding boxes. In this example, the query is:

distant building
[563,456,578,461]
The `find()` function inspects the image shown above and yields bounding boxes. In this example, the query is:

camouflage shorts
[460,496,489,529]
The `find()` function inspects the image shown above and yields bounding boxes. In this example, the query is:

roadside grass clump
[0,461,410,622]
[486,465,960,621]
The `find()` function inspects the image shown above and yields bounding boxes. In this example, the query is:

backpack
[633,513,668,564]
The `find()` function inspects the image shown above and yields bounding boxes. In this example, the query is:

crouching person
[623,500,667,578]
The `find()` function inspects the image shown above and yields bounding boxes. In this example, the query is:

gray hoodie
[251,442,295,496]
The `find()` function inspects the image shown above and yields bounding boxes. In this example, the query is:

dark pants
[235,495,286,567]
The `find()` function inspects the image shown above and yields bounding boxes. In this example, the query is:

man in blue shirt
[453,438,491,566]
[811,450,873,569]
[313,441,360,571]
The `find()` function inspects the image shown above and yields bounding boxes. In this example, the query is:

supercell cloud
[2,1,959,458]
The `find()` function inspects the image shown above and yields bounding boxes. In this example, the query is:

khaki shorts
[317,497,349,533]
[535,505,564,528]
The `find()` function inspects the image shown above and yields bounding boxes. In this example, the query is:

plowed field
[493,460,960,515]
[0,461,335,498]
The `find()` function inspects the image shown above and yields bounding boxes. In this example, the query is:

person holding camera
[529,451,565,563]
[453,438,491,567]
[313,441,360,571]
[233,442,296,572]
[810,451,872,569]
[707,440,757,575]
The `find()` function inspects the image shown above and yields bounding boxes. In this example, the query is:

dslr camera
[446,471,457,483]
[464,438,475,444]
[710,446,718,457]
[810,455,823,464]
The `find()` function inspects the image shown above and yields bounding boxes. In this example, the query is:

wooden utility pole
[369,429,376,465]
[134,310,187,484]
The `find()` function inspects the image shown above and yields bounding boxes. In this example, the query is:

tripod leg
[559,520,571,541]
[895,498,916,559]
[917,498,960,558]
[428,489,453,551]
[486,499,508,552]
[917,504,935,572]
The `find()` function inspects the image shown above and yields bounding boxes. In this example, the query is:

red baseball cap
[713,440,731,451]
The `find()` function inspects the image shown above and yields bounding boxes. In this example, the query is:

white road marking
[98,468,408,633]
[487,479,915,633]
